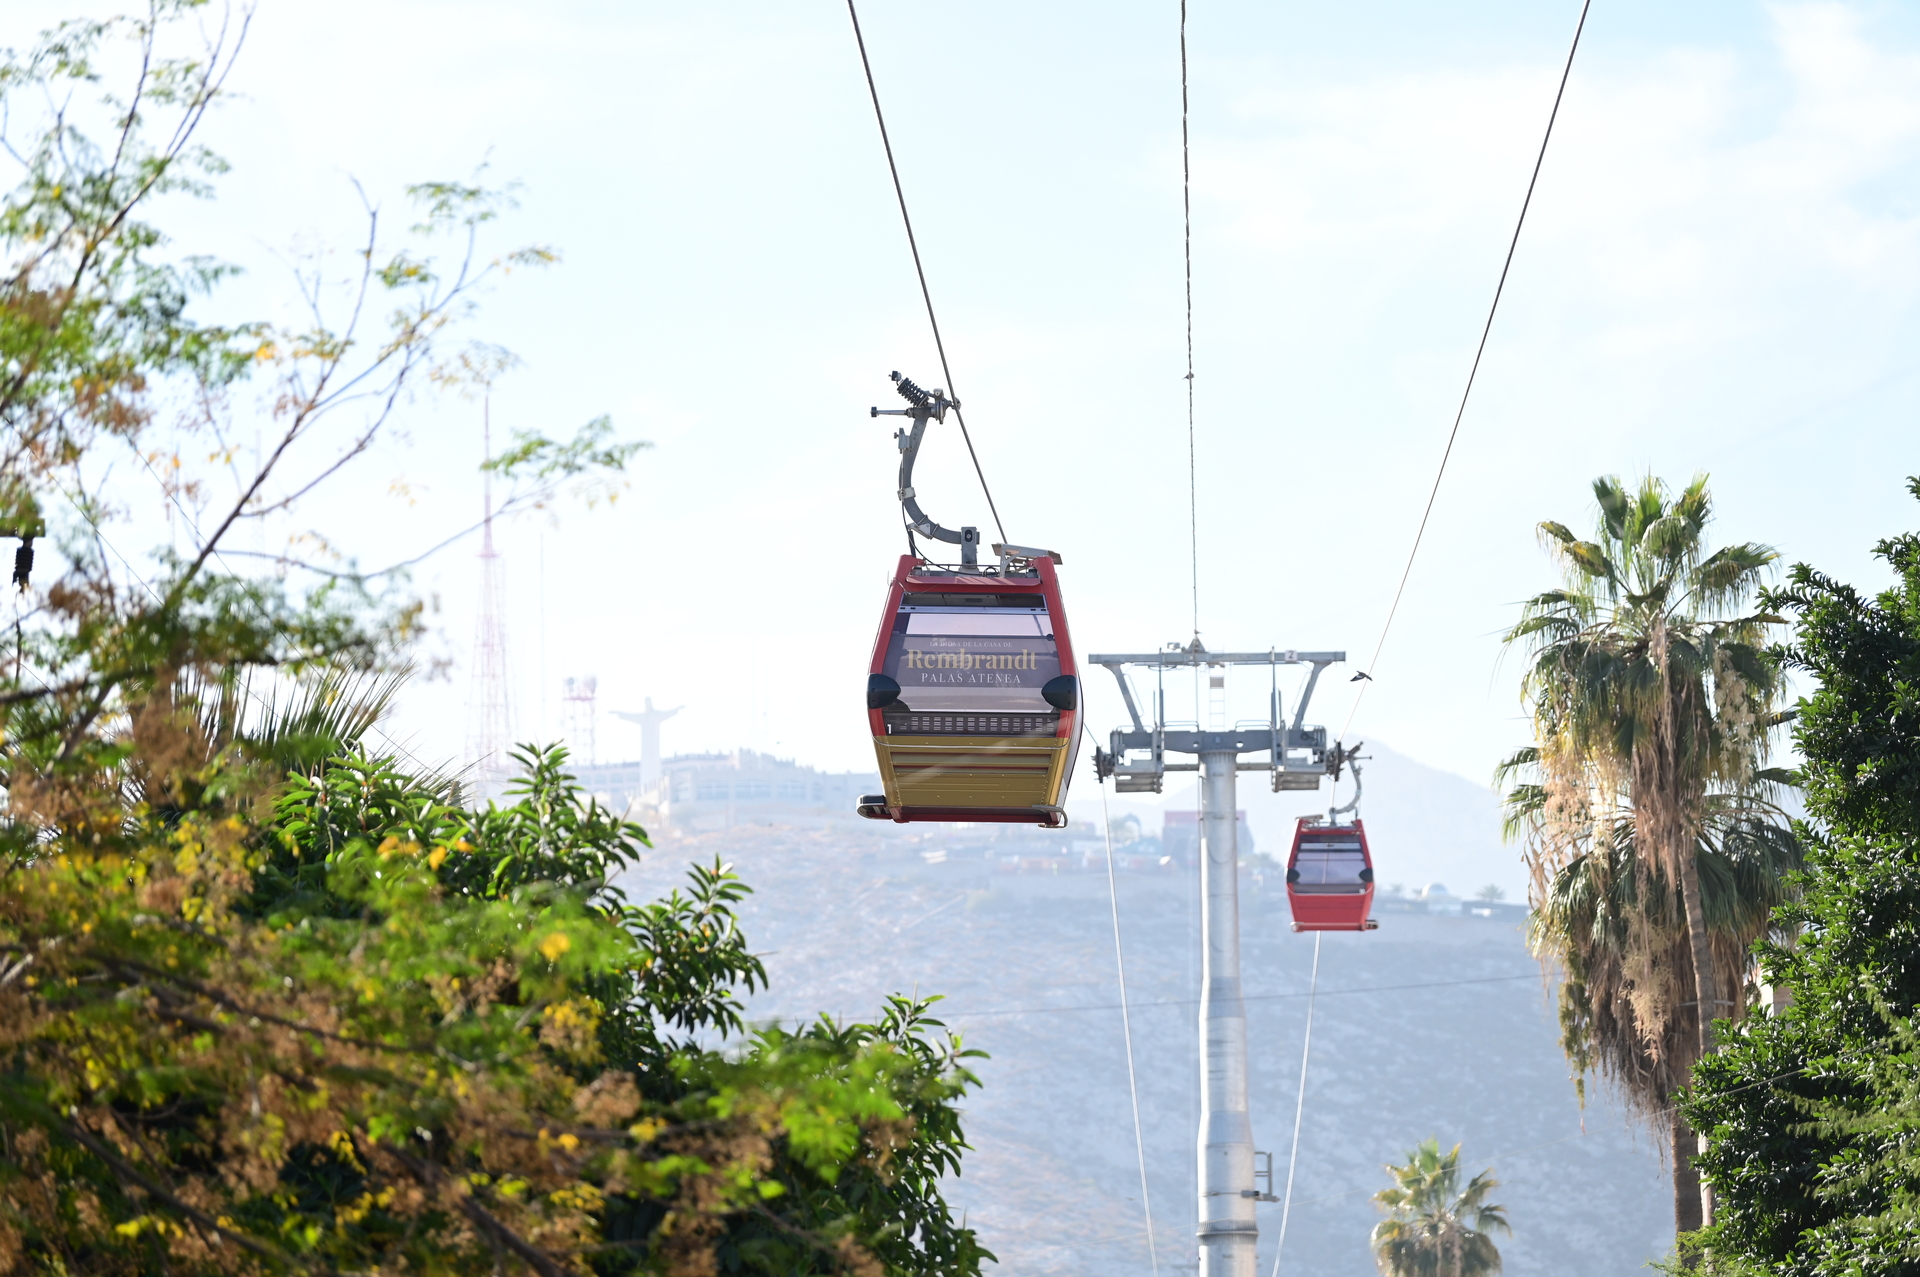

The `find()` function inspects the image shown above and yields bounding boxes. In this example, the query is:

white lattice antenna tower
[466,397,513,793]
[562,675,598,765]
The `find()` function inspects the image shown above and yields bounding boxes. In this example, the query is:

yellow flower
[539,932,571,962]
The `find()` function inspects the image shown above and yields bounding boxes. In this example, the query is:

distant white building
[1420,882,1463,916]
[568,750,880,832]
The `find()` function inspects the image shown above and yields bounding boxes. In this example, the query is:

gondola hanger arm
[1328,742,1368,820]
[872,370,1058,568]
[872,370,975,559]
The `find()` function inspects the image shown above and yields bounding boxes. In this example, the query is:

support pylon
[1198,747,1255,1275]
[466,398,512,794]
[1088,644,1348,1277]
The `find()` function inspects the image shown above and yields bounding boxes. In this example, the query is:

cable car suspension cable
[1181,0,1198,642]
[845,0,1008,548]
[1269,930,1321,1277]
[1100,778,1160,1276]
[1338,0,1594,743]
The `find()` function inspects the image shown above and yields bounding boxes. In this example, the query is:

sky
[6,0,1920,792]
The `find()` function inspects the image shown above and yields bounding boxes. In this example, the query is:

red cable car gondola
[1285,817,1378,932]
[854,373,1078,827]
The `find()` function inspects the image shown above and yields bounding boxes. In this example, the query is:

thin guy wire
[1259,1057,1822,1216]
[1070,1054,1826,1252]
[1341,0,1594,744]
[1269,931,1321,1277]
[757,969,1537,1027]
[1181,0,1198,640]
[1100,777,1161,1276]
[845,0,1008,547]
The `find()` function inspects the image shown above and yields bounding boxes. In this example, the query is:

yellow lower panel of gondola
[874,734,1069,811]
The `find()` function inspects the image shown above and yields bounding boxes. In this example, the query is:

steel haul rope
[1100,779,1160,1276]
[844,0,1008,548]
[1341,0,1595,743]
[1181,0,1199,641]
[1269,931,1322,1277]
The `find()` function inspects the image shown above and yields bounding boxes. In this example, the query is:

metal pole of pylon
[1197,748,1256,1277]
[1087,648,1345,1277]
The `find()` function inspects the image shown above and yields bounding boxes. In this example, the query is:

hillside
[618,814,1675,1275]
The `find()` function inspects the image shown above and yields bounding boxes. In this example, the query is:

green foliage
[1684,477,1920,1275]
[496,415,643,480]
[0,741,989,1275]
[0,5,986,1273]
[0,4,259,466]
[1370,1138,1508,1277]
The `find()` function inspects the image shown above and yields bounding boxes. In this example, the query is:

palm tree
[1370,1139,1508,1277]
[1500,473,1790,1231]
[1505,781,1799,1228]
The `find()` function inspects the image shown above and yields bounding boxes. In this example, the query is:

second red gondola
[1285,817,1378,932]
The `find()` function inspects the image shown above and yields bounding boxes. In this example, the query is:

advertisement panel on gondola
[879,600,1061,714]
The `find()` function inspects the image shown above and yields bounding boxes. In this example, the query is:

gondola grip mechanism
[880,370,976,558]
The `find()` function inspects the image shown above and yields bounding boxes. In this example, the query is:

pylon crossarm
[1290,660,1333,737]
[1105,665,1147,733]
[1088,650,1345,669]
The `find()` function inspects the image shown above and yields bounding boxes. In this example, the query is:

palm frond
[1670,473,1712,535]
[1641,513,1703,566]
[1372,1140,1507,1277]
[1492,746,1539,787]
[1692,542,1780,616]
[1563,540,1616,582]
[242,666,408,773]
[1594,475,1634,544]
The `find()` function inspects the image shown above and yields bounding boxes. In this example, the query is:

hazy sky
[8,0,1919,792]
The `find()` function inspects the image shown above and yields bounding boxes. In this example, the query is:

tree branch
[386,1145,575,1277]
[63,1117,330,1273]
[108,956,438,1055]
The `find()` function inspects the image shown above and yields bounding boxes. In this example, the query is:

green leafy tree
[1,738,990,1274]
[1370,1139,1509,1277]
[0,5,990,1273]
[1500,474,1791,1232]
[1684,477,1920,1275]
